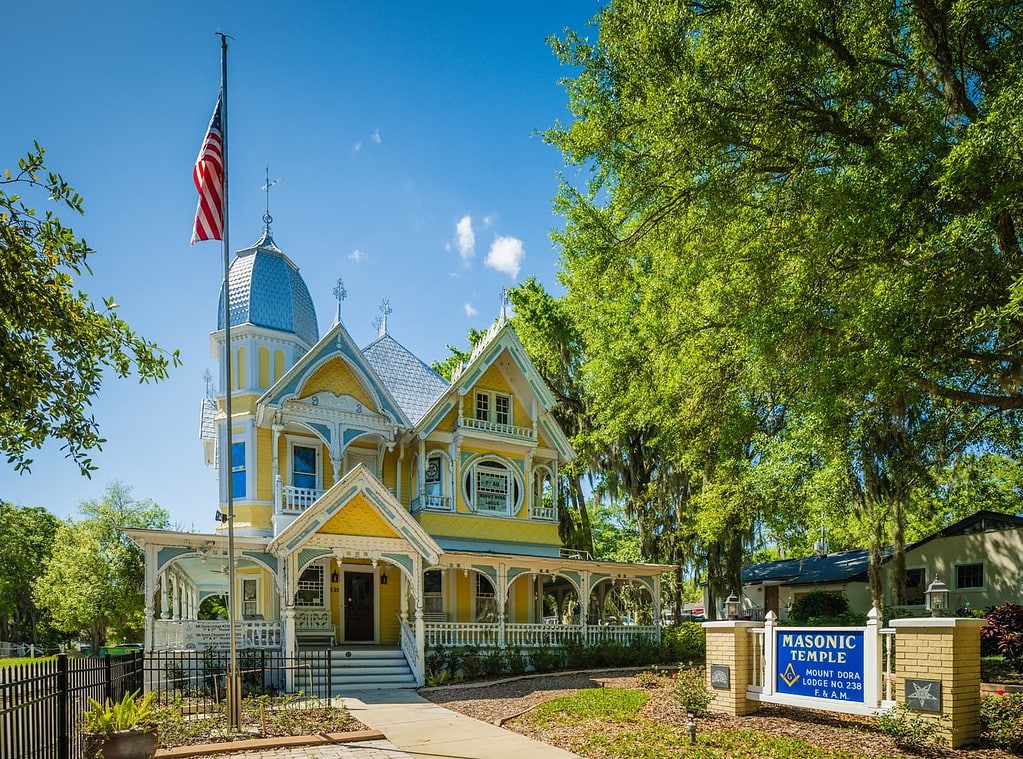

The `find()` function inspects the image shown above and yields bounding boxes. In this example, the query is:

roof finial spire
[499,286,510,322]
[375,298,392,337]
[259,166,283,240]
[333,277,347,325]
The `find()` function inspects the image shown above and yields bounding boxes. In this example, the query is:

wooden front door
[343,572,374,641]
[764,585,779,616]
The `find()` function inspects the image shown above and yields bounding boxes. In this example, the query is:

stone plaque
[905,679,942,712]
[710,664,731,689]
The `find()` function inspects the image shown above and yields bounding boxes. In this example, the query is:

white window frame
[903,565,927,606]
[240,576,260,618]
[423,569,444,616]
[425,453,445,496]
[474,390,513,425]
[462,455,522,516]
[954,561,986,591]
[296,565,325,608]
[287,435,322,491]
[473,572,498,623]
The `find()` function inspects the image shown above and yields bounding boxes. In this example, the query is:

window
[475,392,490,421]
[463,457,522,515]
[242,578,258,617]
[425,454,443,495]
[424,570,443,615]
[292,444,318,489]
[905,568,926,605]
[475,574,497,622]
[956,563,984,589]
[474,391,512,425]
[231,442,246,498]
[296,566,324,607]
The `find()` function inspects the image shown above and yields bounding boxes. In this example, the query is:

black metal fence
[0,652,143,759]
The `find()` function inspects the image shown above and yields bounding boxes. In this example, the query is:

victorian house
[125,223,666,687]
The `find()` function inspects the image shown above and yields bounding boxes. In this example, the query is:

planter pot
[82,729,158,759]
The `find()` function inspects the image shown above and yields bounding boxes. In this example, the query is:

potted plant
[81,689,158,759]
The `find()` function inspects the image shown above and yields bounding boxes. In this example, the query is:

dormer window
[475,390,512,425]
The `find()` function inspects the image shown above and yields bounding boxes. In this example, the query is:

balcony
[529,503,558,522]
[275,476,325,515]
[410,493,453,514]
[459,416,536,441]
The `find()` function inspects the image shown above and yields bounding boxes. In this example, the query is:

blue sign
[775,629,865,703]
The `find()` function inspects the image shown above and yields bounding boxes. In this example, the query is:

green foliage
[671,665,715,716]
[659,622,705,663]
[503,646,527,675]
[981,603,1023,673]
[0,503,61,645]
[787,591,851,625]
[33,482,169,649]
[1,145,179,476]
[980,692,1023,752]
[527,645,563,673]
[81,690,156,733]
[424,667,451,687]
[527,687,649,725]
[874,704,946,751]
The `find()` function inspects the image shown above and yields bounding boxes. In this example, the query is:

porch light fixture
[925,576,950,617]
[725,593,741,620]
[380,570,388,585]
[331,569,339,584]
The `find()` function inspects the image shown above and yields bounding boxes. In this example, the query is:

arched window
[463,457,522,516]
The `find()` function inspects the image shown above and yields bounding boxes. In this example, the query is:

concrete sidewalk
[342,689,581,759]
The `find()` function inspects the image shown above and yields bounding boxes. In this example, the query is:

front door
[343,572,374,641]
[765,585,779,616]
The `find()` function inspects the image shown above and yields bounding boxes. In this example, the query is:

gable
[320,493,398,538]
[301,358,378,411]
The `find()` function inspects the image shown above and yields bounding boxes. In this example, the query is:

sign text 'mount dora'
[776,630,865,703]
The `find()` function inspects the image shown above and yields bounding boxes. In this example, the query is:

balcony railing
[275,476,325,515]
[153,620,281,650]
[529,504,558,522]
[410,493,453,514]
[460,417,536,441]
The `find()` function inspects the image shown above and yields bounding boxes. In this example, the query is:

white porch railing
[275,476,325,515]
[460,417,536,441]
[424,622,658,649]
[152,620,281,650]
[749,627,766,690]
[398,615,421,678]
[294,609,332,630]
[410,494,453,513]
[529,503,558,522]
[880,627,895,702]
[505,623,582,648]
[424,622,499,647]
[587,625,658,645]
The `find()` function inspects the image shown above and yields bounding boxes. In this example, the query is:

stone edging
[155,730,385,758]
[417,665,646,693]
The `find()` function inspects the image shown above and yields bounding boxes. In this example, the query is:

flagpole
[216,30,241,732]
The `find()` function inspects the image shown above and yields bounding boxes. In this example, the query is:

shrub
[481,648,504,677]
[981,692,1023,752]
[671,665,714,715]
[459,647,485,680]
[503,646,527,675]
[424,645,448,674]
[660,622,705,663]
[875,704,946,750]
[788,590,850,624]
[981,603,1023,673]
[528,646,563,673]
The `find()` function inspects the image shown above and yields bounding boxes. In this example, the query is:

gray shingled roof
[362,334,449,424]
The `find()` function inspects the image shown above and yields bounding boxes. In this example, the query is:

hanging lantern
[925,576,950,617]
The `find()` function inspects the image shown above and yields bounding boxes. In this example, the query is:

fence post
[327,648,333,705]
[104,653,113,703]
[57,652,69,759]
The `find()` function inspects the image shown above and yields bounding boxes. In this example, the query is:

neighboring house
[125,223,666,686]
[711,510,1023,621]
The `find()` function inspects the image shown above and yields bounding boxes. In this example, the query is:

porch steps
[295,646,417,694]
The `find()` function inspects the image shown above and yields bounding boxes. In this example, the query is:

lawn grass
[520,688,886,759]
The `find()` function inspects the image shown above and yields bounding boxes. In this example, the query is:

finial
[260,166,284,238]
[333,277,347,325]
[377,298,392,337]
[499,287,510,322]
[202,369,215,398]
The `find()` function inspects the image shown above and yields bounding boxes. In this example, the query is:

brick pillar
[702,620,763,716]
[889,617,986,748]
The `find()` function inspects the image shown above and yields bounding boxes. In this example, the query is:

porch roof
[438,548,670,577]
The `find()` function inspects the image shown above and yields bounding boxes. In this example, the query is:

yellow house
[126,224,666,687]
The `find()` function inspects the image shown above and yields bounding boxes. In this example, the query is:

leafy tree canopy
[1,145,179,476]
[0,502,61,644]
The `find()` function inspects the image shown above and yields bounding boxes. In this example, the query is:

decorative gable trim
[269,465,441,565]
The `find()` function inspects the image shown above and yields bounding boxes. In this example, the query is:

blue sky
[2,0,600,527]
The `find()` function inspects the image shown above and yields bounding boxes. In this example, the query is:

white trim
[239,575,261,618]
[461,454,523,517]
[287,434,323,490]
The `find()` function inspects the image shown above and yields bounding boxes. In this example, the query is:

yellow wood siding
[256,427,274,503]
[510,577,531,622]
[461,359,532,429]
[416,512,560,546]
[379,570,400,644]
[454,570,471,621]
[236,347,246,389]
[434,407,457,433]
[258,347,270,389]
[273,350,285,383]
[232,504,272,532]
[320,494,399,538]
[380,449,398,493]
[301,358,377,410]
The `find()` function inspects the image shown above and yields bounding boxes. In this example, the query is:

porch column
[161,572,172,619]
[144,546,157,651]
[171,574,181,620]
[497,564,508,648]
[282,606,297,692]
[652,575,662,638]
[417,438,426,498]
[580,571,590,643]
[399,570,409,623]
[414,602,425,686]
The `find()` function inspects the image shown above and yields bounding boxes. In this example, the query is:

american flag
[191,94,224,244]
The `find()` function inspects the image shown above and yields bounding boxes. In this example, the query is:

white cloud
[353,140,362,153]
[482,215,494,227]
[464,303,478,317]
[485,236,525,278]
[455,215,475,262]
[371,128,382,144]
[348,248,365,263]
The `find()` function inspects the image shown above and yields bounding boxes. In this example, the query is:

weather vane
[333,277,347,324]
[202,369,215,398]
[374,298,392,336]
[260,165,284,233]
